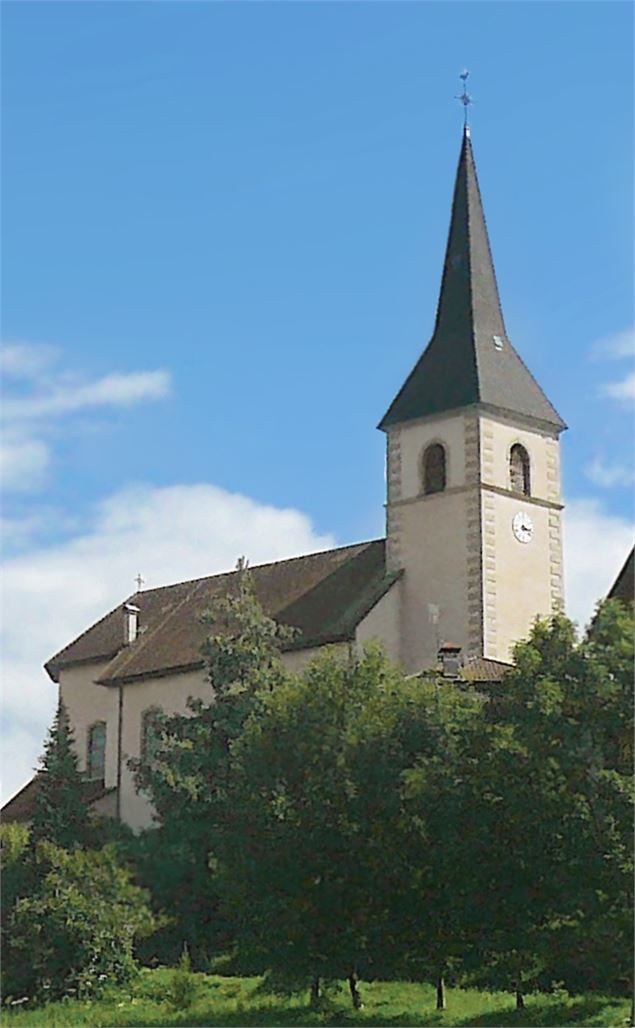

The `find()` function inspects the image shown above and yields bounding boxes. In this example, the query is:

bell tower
[380,127,566,672]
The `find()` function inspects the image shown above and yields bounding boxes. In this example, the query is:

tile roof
[1,774,111,824]
[379,127,565,432]
[411,654,512,684]
[459,656,512,683]
[45,539,400,686]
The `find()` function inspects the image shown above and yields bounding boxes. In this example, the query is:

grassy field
[2,970,630,1028]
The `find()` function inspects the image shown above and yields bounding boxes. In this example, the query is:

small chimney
[124,603,140,645]
[438,642,462,679]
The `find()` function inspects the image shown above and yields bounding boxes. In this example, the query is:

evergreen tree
[30,700,91,850]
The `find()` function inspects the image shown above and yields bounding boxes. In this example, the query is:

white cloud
[1,482,335,805]
[591,326,635,361]
[0,433,50,491]
[563,498,634,629]
[584,457,635,489]
[600,372,635,403]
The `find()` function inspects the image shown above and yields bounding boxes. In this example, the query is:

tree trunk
[348,970,363,1009]
[515,989,525,1010]
[310,977,321,1009]
[436,974,446,1010]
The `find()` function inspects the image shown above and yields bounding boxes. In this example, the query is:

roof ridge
[134,538,384,597]
[463,132,482,404]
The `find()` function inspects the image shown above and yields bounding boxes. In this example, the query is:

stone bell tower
[379,126,566,672]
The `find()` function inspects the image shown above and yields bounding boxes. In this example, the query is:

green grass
[2,970,630,1027]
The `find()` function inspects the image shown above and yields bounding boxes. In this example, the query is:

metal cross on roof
[455,69,473,127]
[134,572,145,592]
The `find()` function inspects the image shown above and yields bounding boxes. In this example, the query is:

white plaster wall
[397,492,471,672]
[355,580,402,666]
[397,413,467,499]
[479,413,563,661]
[59,662,118,789]
[119,668,210,831]
[386,411,475,671]
[482,491,556,661]
[479,412,561,502]
[281,643,349,676]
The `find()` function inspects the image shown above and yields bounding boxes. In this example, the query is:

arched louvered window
[86,721,106,780]
[422,443,447,495]
[141,707,163,764]
[510,443,531,496]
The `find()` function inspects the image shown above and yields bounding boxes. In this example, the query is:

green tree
[395,678,484,1007]
[30,700,92,851]
[459,604,634,1004]
[0,823,33,995]
[4,842,155,1003]
[220,646,482,1009]
[130,558,295,966]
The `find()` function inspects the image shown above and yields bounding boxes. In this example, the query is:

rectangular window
[87,721,106,780]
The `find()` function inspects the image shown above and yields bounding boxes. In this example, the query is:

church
[6,126,570,831]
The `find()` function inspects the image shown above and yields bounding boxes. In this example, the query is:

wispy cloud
[3,369,171,421]
[600,372,635,403]
[590,327,635,405]
[1,341,60,380]
[0,343,172,492]
[591,326,635,361]
[585,457,635,489]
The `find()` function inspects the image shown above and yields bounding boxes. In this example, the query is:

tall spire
[379,128,565,432]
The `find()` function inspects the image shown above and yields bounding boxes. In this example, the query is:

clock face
[512,511,534,544]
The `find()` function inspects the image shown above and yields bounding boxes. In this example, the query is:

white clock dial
[512,511,534,544]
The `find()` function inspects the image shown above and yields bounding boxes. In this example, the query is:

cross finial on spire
[455,69,473,131]
[134,572,145,592]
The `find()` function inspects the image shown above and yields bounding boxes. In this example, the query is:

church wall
[397,413,467,498]
[355,579,402,665]
[478,411,561,503]
[396,493,471,672]
[119,668,210,831]
[386,411,475,671]
[58,662,119,790]
[481,492,556,661]
[478,412,564,661]
[281,642,349,676]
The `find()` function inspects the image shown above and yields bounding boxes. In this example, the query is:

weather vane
[135,572,145,592]
[455,69,473,129]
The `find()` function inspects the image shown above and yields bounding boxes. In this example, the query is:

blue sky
[1,2,633,801]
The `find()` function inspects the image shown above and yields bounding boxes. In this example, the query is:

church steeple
[379,127,565,432]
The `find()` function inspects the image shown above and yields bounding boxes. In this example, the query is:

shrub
[3,842,156,1004]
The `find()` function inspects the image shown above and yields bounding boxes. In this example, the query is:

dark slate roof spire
[379,126,566,431]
